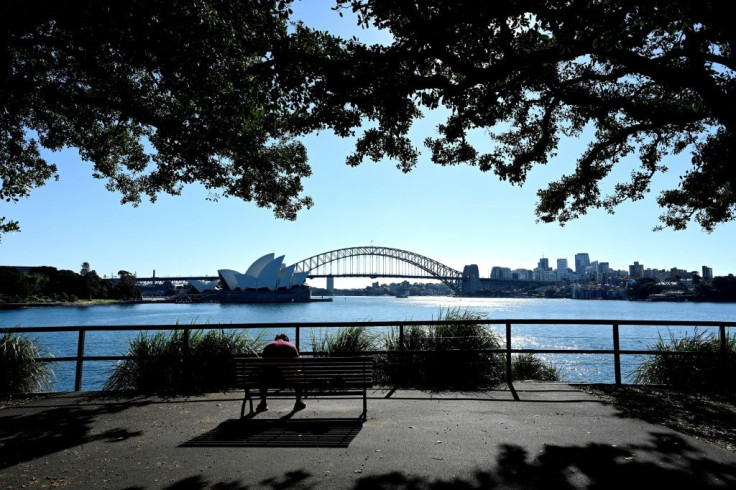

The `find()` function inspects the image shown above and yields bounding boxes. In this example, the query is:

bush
[0,332,55,396]
[310,326,378,356]
[511,353,560,382]
[104,329,265,393]
[378,307,505,389]
[633,329,736,391]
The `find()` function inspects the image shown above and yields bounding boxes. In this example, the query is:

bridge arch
[293,246,463,295]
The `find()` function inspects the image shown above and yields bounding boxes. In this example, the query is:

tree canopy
[2,0,345,236]
[329,0,735,231]
[2,0,735,238]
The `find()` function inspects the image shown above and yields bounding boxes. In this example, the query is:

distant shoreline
[1,296,333,309]
[0,299,150,310]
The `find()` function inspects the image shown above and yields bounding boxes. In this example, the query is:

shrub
[511,353,560,382]
[0,332,55,396]
[191,329,264,390]
[379,307,505,389]
[310,326,378,356]
[104,329,265,393]
[633,329,736,391]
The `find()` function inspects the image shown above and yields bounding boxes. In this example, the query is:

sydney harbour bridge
[136,246,494,296]
[291,246,464,295]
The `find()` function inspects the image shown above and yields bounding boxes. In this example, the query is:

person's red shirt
[262,339,299,358]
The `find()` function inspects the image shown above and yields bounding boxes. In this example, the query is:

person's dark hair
[275,333,289,342]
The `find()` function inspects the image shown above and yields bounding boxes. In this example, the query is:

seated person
[257,333,305,412]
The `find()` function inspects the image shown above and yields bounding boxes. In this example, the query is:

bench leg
[361,386,367,421]
[241,387,254,418]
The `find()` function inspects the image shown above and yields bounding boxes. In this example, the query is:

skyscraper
[702,266,713,280]
[556,258,568,280]
[538,257,550,271]
[629,261,644,279]
[575,253,590,276]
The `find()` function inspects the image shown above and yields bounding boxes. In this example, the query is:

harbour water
[2,296,735,391]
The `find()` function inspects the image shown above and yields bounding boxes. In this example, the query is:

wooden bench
[234,356,374,419]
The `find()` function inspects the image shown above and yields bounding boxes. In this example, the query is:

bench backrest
[234,356,374,389]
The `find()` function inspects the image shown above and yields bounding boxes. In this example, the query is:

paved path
[1,383,735,489]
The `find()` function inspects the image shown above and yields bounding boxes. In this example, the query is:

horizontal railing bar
[34,348,710,366]
[9,318,733,391]
[4,318,736,334]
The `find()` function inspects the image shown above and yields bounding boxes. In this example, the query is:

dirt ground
[580,384,736,453]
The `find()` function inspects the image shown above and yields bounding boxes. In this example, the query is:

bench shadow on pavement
[180,413,363,448]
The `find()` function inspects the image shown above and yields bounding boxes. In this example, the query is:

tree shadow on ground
[581,384,736,451]
[0,393,146,469]
[162,470,311,490]
[354,432,736,489]
[164,430,736,489]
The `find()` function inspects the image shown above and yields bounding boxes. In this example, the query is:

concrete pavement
[1,382,735,489]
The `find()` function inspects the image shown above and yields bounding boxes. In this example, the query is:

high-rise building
[629,261,644,279]
[702,266,713,280]
[575,253,590,275]
[538,257,550,271]
[556,258,568,280]
[596,261,609,284]
[491,266,513,280]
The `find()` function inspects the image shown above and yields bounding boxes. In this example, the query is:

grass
[104,328,266,393]
[0,332,55,396]
[378,307,506,389]
[309,326,379,356]
[511,353,561,382]
[633,328,736,391]
[99,311,561,394]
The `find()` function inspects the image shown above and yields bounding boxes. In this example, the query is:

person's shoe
[255,402,268,412]
[294,400,306,411]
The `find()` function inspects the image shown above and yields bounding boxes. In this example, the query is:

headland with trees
[0,263,140,306]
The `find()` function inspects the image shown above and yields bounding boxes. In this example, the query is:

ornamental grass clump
[104,329,265,394]
[0,332,55,396]
[511,353,561,382]
[310,326,378,356]
[379,307,505,389]
[633,329,736,391]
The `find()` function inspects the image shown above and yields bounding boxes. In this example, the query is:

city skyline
[488,251,719,281]
[2,3,735,286]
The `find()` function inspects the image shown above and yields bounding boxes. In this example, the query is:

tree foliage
[1,0,347,236]
[627,277,661,300]
[0,265,139,302]
[693,275,736,302]
[331,0,736,231]
[3,0,736,236]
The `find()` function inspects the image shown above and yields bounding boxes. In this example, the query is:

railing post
[613,323,621,385]
[399,324,405,385]
[506,323,512,383]
[719,325,727,355]
[182,328,190,388]
[74,329,86,391]
[295,326,300,353]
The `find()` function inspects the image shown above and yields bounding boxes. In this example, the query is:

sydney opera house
[187,253,312,302]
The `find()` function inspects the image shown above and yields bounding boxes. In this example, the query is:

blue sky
[2,2,735,287]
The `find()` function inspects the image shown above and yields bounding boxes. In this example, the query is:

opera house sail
[186,253,311,303]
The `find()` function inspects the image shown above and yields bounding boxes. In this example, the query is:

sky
[2,1,735,288]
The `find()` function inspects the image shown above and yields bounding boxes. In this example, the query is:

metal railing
[2,319,734,391]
